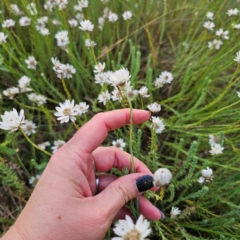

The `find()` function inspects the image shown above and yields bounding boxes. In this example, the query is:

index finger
[67,109,151,156]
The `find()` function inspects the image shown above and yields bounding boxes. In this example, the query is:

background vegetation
[1,0,240,239]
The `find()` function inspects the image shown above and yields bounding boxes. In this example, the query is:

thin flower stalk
[127,97,135,173]
[85,32,96,64]
[61,78,72,100]
[20,129,52,157]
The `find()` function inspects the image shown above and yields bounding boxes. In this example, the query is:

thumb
[94,173,154,220]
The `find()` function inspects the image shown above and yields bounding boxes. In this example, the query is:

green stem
[20,129,52,157]
[72,121,79,130]
[61,78,71,100]
[127,97,135,173]
[85,32,96,64]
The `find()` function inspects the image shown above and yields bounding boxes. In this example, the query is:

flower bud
[153,168,172,186]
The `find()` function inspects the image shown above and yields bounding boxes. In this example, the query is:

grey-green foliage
[0,160,24,194]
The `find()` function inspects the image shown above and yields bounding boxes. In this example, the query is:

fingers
[94,173,159,223]
[97,174,162,221]
[67,109,150,157]
[92,146,152,174]
[138,196,163,220]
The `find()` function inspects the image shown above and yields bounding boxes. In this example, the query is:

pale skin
[3,109,162,240]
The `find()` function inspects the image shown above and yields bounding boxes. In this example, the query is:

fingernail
[156,208,165,220]
[135,175,154,192]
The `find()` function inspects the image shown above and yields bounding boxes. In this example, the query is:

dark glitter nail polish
[135,175,154,192]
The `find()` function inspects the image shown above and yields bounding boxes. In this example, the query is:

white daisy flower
[44,2,55,11]
[208,39,223,50]
[209,143,224,155]
[85,39,96,49]
[203,21,215,31]
[75,102,89,115]
[160,71,174,84]
[19,16,31,26]
[138,86,150,98]
[237,91,240,97]
[170,206,181,219]
[109,68,131,87]
[94,72,110,86]
[206,12,214,20]
[21,120,37,136]
[209,134,216,146]
[112,214,151,240]
[54,99,79,123]
[55,30,69,48]
[103,7,111,18]
[98,90,111,105]
[63,64,76,79]
[79,20,94,31]
[234,51,240,64]
[151,116,165,134]
[25,56,37,70]
[40,28,50,36]
[29,174,41,187]
[51,58,75,79]
[78,0,89,8]
[198,167,213,183]
[98,17,105,30]
[154,76,166,88]
[125,85,138,100]
[0,32,8,44]
[108,12,118,22]
[55,0,68,10]
[233,23,240,30]
[0,108,25,133]
[27,3,37,15]
[112,138,126,150]
[216,28,229,40]
[51,140,66,153]
[2,19,15,28]
[227,8,238,16]
[111,88,122,102]
[93,62,106,74]
[76,13,84,21]
[18,76,31,93]
[28,93,47,106]
[36,18,46,31]
[3,87,19,99]
[68,19,78,28]
[38,141,50,150]
[52,19,61,25]
[10,4,23,15]
[74,2,83,11]
[122,11,132,20]
[153,168,172,187]
[154,71,173,88]
[147,102,161,112]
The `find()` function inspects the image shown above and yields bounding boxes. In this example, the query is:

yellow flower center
[123,228,141,240]
[63,108,71,116]
[26,125,32,131]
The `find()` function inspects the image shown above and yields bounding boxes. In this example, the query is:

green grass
[1,0,240,239]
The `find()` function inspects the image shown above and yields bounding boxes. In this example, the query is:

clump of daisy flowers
[54,99,89,124]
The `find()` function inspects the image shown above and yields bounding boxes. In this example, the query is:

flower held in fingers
[153,168,172,186]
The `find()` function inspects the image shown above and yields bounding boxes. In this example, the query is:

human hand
[3,109,163,240]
